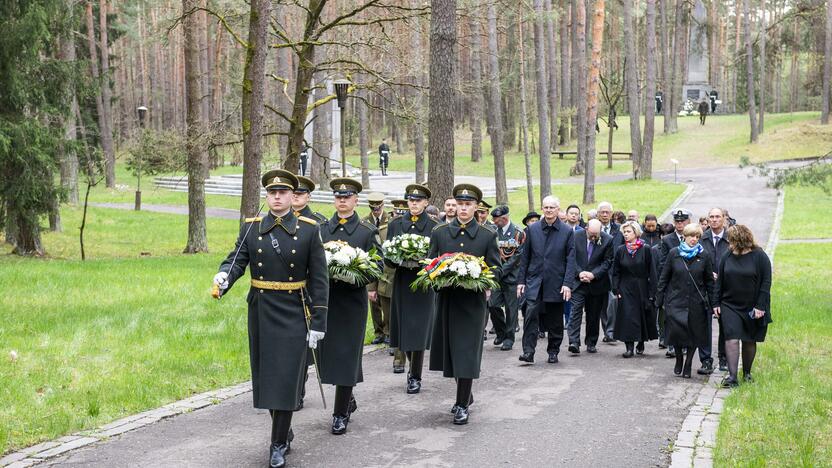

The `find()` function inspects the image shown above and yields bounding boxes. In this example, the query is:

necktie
[587,240,594,261]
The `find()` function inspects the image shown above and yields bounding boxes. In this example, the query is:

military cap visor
[405,184,431,200]
[330,178,363,196]
[673,209,690,221]
[391,199,409,208]
[452,184,483,202]
[262,169,299,191]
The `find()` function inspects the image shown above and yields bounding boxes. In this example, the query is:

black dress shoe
[538,331,546,339]
[568,344,580,354]
[452,406,469,425]
[371,336,384,345]
[450,394,474,413]
[602,336,612,343]
[393,365,405,374]
[697,360,714,375]
[718,357,728,371]
[636,342,644,355]
[665,350,676,358]
[547,353,559,363]
[518,353,534,363]
[586,345,597,353]
[331,415,348,435]
[721,377,739,388]
[493,337,504,346]
[500,340,513,351]
[406,376,421,394]
[269,441,290,468]
[622,350,634,358]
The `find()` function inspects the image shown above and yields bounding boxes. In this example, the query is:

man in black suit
[517,196,578,364]
[657,209,691,357]
[700,207,731,373]
[597,201,622,342]
[567,219,614,354]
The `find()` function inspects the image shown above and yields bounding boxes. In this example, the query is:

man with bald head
[567,219,615,354]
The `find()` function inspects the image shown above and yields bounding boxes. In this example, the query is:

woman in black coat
[714,225,772,388]
[656,223,717,378]
[612,221,658,357]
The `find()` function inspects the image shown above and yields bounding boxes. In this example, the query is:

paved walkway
[38,165,778,467]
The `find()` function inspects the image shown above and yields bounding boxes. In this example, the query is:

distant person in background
[378,139,390,176]
[698,98,709,125]
[613,211,627,226]
[641,214,662,248]
[425,205,440,221]
[714,225,772,388]
[299,142,309,176]
[699,216,709,232]
[587,209,598,221]
[441,197,457,223]
[627,210,640,223]
[565,204,584,231]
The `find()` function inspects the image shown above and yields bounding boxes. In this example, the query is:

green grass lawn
[713,242,832,466]
[779,185,832,240]
[345,111,828,179]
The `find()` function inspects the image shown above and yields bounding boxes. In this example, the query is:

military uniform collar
[403,210,428,231]
[449,217,478,238]
[259,210,298,235]
[329,212,360,234]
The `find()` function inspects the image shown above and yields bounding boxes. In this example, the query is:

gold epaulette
[298,216,317,225]
[245,217,262,223]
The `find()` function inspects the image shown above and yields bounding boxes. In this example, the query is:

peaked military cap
[262,169,298,191]
[367,192,385,207]
[294,175,317,193]
[672,209,691,221]
[477,200,493,212]
[330,177,363,196]
[452,183,483,202]
[404,183,431,200]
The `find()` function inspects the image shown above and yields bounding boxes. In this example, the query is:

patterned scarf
[678,241,703,260]
[625,238,644,257]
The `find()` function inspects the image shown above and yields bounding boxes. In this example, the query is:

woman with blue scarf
[656,223,717,378]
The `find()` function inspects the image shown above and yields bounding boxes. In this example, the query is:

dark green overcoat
[386,210,438,352]
[318,212,381,386]
[218,211,328,410]
[427,219,501,379]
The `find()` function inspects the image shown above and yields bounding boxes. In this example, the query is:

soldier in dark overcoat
[213,169,328,468]
[427,184,501,425]
[386,183,438,394]
[318,178,381,435]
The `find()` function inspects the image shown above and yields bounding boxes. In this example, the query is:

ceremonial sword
[211,203,264,300]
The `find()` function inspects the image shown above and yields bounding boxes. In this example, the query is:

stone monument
[682,0,715,111]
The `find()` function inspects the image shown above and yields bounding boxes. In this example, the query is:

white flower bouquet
[382,233,430,268]
[323,240,383,285]
[410,252,498,292]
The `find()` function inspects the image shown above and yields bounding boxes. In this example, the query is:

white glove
[307,330,325,349]
[213,272,229,290]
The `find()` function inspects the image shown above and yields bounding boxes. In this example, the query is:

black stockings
[741,341,757,376]
[725,339,740,380]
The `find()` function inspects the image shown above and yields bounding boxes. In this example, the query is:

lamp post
[333,80,350,177]
[135,106,148,211]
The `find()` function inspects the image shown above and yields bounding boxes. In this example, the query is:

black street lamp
[135,106,148,211]
[333,80,351,177]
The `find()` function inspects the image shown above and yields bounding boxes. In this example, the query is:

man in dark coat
[641,214,662,248]
[319,178,381,435]
[517,196,578,364]
[428,183,501,425]
[488,205,525,351]
[386,183,438,394]
[364,192,391,345]
[699,207,731,373]
[698,98,709,125]
[378,139,390,176]
[597,201,622,342]
[567,219,614,354]
[658,209,691,357]
[292,175,327,223]
[299,143,309,175]
[213,169,328,468]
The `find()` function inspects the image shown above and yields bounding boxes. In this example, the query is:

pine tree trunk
[427,0,457,203]
[412,0,427,181]
[573,0,587,175]
[358,82,370,188]
[584,0,605,205]
[183,0,208,253]
[560,2,571,143]
[667,0,685,133]
[661,0,671,133]
[533,0,551,201]
[545,0,559,159]
[623,0,643,178]
[59,23,80,204]
[822,0,832,124]
[517,12,535,211]
[642,0,657,180]
[744,0,758,143]
[311,73,332,186]
[240,0,271,219]
[85,2,113,187]
[487,4,508,204]
[468,14,483,162]
[758,0,765,133]
[98,0,116,187]
[733,1,742,113]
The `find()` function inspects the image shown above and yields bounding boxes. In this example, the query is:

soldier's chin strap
[300,288,327,409]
